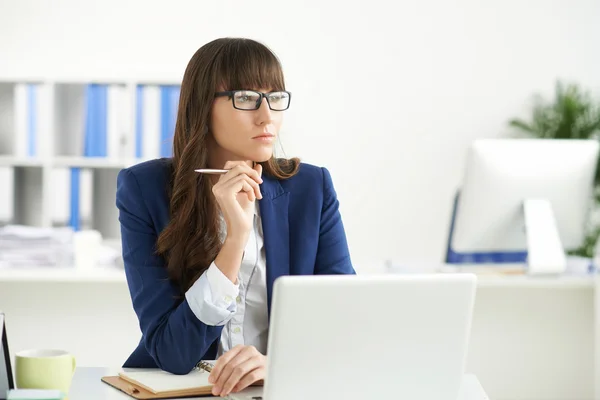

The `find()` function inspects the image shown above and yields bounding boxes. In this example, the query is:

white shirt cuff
[185,262,239,326]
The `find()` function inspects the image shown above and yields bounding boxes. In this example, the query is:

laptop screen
[0,313,14,399]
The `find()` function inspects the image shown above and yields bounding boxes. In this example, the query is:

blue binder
[83,84,108,158]
[69,168,81,231]
[160,85,180,158]
[135,85,144,158]
[136,84,180,159]
[26,84,37,157]
[70,84,109,230]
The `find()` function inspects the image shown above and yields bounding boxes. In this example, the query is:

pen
[195,169,229,174]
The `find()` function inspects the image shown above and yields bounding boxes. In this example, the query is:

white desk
[68,367,489,400]
[6,265,586,399]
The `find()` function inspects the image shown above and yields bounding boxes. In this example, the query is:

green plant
[509,80,600,257]
[572,225,600,258]
[509,81,600,138]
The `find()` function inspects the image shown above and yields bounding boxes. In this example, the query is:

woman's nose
[256,98,273,122]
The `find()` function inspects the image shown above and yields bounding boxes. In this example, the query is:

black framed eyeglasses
[215,90,292,111]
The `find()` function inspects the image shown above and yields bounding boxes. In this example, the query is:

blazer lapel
[258,174,290,316]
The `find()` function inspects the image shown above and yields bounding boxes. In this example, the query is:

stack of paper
[0,225,74,268]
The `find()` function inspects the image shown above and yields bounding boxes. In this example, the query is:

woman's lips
[253,133,275,142]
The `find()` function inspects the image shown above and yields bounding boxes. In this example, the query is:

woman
[116,37,355,397]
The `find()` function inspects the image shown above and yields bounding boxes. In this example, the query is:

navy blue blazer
[115,158,355,374]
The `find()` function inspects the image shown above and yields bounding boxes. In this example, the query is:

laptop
[229,273,476,400]
[0,313,15,400]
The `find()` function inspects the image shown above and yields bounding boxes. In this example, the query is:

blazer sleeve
[116,168,224,374]
[314,167,356,275]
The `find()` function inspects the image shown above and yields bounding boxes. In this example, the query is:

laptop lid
[262,274,477,400]
[0,313,14,400]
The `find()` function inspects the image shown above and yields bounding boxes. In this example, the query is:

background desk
[0,266,595,400]
[69,367,489,400]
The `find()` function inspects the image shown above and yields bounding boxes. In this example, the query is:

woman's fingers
[219,161,263,185]
[223,174,262,201]
[210,346,263,396]
[231,366,265,393]
[209,345,244,385]
[218,353,262,396]
[253,162,263,179]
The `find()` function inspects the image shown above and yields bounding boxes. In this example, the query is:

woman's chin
[249,150,274,163]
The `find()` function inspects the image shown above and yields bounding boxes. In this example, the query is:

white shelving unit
[0,78,180,242]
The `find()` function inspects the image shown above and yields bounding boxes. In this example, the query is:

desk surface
[68,367,489,400]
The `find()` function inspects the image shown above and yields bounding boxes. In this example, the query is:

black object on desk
[1,312,15,400]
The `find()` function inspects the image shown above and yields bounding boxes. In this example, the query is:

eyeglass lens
[232,90,290,110]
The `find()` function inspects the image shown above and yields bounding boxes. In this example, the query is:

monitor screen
[0,313,14,399]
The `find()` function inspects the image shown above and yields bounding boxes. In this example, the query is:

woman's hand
[208,345,266,397]
[211,161,263,242]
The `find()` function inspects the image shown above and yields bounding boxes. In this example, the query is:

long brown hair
[156,38,300,294]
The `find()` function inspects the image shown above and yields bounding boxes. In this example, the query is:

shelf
[0,77,181,85]
[0,156,45,167]
[0,267,126,283]
[0,78,182,264]
[0,78,179,242]
[52,156,135,169]
[0,155,148,169]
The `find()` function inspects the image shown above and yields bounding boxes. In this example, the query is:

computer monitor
[0,313,14,400]
[448,138,599,274]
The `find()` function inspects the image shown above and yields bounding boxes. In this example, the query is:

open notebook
[101,361,215,399]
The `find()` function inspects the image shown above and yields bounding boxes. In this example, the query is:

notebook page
[118,368,212,393]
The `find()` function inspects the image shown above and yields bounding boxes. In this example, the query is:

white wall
[1,0,599,266]
[1,1,600,399]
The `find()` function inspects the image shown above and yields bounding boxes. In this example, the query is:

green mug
[15,349,76,395]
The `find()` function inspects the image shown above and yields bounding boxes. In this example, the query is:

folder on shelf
[51,168,70,226]
[13,83,38,157]
[136,84,180,160]
[69,168,81,231]
[160,85,180,158]
[135,85,144,159]
[83,84,108,158]
[0,167,14,224]
[81,83,130,160]
[107,84,128,159]
[138,85,161,160]
[51,168,92,231]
